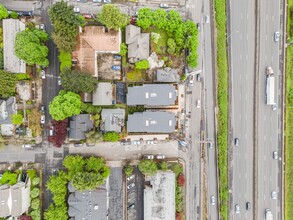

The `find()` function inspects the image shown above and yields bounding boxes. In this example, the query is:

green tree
[10,11,18,19]
[137,8,154,29]
[152,9,168,29]
[0,70,17,98]
[134,60,149,70]
[46,171,68,206]
[48,1,83,52]
[124,164,133,177]
[60,69,98,93]
[49,90,82,121]
[85,130,103,144]
[103,131,119,142]
[15,29,49,67]
[30,188,40,199]
[119,43,127,57]
[44,204,68,220]
[0,171,17,185]
[81,103,101,114]
[59,51,72,72]
[97,5,129,30]
[85,156,105,173]
[0,4,8,19]
[138,159,158,176]
[167,38,176,55]
[11,114,23,125]
[63,155,85,180]
[71,172,106,191]
[171,163,183,178]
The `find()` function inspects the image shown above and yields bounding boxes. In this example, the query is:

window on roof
[145,92,149,98]
[169,92,172,98]
[145,120,149,126]
[169,120,172,126]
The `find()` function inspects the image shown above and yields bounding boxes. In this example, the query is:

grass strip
[214,0,229,219]
[285,0,293,218]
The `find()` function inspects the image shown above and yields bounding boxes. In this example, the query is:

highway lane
[230,0,255,219]
[257,0,281,218]
[202,0,219,219]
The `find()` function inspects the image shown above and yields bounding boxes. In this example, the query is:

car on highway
[159,3,169,8]
[143,155,154,160]
[210,196,215,205]
[127,175,135,181]
[111,65,121,71]
[40,24,45,31]
[273,151,278,160]
[205,15,210,23]
[41,70,46,79]
[156,154,165,160]
[274,31,280,42]
[234,138,239,146]
[127,182,135,190]
[246,202,251,210]
[235,204,240,214]
[41,115,45,124]
[128,203,135,209]
[196,100,201,108]
[271,190,277,199]
[57,77,62,86]
[207,142,213,148]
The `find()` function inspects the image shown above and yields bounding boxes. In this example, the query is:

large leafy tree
[48,1,83,52]
[138,159,158,176]
[49,90,82,121]
[72,172,105,191]
[60,69,98,93]
[15,29,49,67]
[44,204,68,220]
[63,155,85,179]
[0,4,8,19]
[97,5,129,30]
[0,70,17,98]
[46,171,68,206]
[48,120,68,148]
[137,8,153,29]
[85,156,105,173]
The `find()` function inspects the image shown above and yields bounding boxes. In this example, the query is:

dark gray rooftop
[68,182,108,220]
[127,84,177,106]
[127,111,176,133]
[69,114,94,140]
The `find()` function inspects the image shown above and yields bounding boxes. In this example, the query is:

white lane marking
[264,135,267,141]
[245,94,247,101]
[241,13,243,19]
[240,34,243,40]
[240,54,242,60]
[247,14,248,20]
[247,34,248,40]
[246,54,248,60]
[245,114,248,120]
[239,114,242,119]
[266,35,268,41]
[245,74,248,80]
[272,15,274,21]
[240,74,242,80]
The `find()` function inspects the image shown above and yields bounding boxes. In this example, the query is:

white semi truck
[265,208,273,220]
[266,67,276,110]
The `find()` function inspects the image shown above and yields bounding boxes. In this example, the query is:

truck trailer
[266,67,276,107]
[265,208,273,220]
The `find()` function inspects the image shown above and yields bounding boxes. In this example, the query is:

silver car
[274,31,280,42]
[235,204,240,214]
[127,182,135,190]
[41,70,46,79]
[271,190,277,199]
[210,196,215,206]
[156,154,165,160]
[159,3,169,8]
[143,155,154,160]
[273,151,278,160]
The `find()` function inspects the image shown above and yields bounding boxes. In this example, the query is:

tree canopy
[135,60,149,70]
[0,4,8,20]
[97,5,129,30]
[15,29,49,67]
[48,1,83,52]
[46,171,68,206]
[103,131,119,142]
[49,90,82,121]
[0,70,17,98]
[138,159,158,176]
[60,69,98,93]
[44,204,68,220]
[11,114,23,125]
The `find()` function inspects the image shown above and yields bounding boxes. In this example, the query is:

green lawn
[285,1,293,218]
[147,27,168,55]
[126,69,146,82]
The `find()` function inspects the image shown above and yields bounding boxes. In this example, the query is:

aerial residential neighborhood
[0,0,290,220]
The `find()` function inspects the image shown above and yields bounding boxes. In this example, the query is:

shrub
[134,60,149,70]
[103,132,119,142]
[31,198,40,210]
[27,169,37,180]
[32,177,40,186]
[16,73,31,81]
[59,51,72,72]
[138,159,158,176]
[171,163,183,178]
[10,11,18,19]
[124,164,133,177]
[159,161,168,171]
[119,43,127,56]
[30,209,41,220]
[11,114,23,125]
[177,173,185,186]
[30,188,40,199]
[0,171,17,185]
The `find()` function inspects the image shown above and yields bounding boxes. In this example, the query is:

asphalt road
[230,0,255,219]
[256,0,282,219]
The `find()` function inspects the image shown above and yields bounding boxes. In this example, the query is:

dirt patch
[97,54,122,81]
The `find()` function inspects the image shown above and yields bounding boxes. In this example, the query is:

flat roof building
[144,171,176,220]
[101,108,125,133]
[127,84,177,106]
[92,83,115,106]
[69,114,93,140]
[127,111,176,133]
[3,19,26,73]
